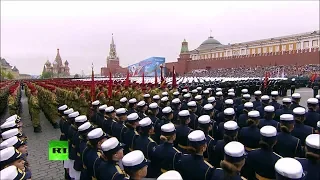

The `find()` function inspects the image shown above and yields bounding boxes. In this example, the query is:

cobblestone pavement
[0,87,315,180]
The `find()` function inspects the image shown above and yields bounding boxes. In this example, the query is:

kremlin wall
[101,30,320,77]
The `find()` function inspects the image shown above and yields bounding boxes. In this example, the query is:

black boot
[34,126,42,133]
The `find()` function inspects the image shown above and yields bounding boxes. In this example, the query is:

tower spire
[111,33,114,45]
[107,33,119,62]
[55,48,62,65]
[180,39,189,54]
[209,29,212,38]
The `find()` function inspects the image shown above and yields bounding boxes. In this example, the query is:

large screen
[128,57,165,77]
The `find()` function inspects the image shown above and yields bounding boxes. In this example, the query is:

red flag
[142,68,145,86]
[154,69,158,86]
[125,70,130,87]
[108,71,112,98]
[160,66,164,83]
[172,66,177,88]
[310,73,317,82]
[91,64,95,102]
[264,71,270,88]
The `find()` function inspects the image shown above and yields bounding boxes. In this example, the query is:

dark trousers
[313,88,319,98]
[291,88,295,95]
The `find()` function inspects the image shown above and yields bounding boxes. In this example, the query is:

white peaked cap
[162,92,169,96]
[196,87,202,90]
[261,95,270,101]
[91,100,100,106]
[127,113,139,121]
[58,105,68,111]
[1,128,19,140]
[203,90,209,94]
[162,107,172,114]
[68,111,80,118]
[161,123,175,133]
[0,165,21,180]
[143,94,150,98]
[203,104,214,111]
[241,89,248,93]
[139,117,152,127]
[120,97,128,103]
[157,170,183,180]
[293,107,306,115]
[183,93,191,98]
[149,103,159,109]
[182,89,188,93]
[225,99,234,105]
[260,126,277,137]
[316,95,320,99]
[224,141,245,157]
[282,98,292,103]
[291,93,301,99]
[78,122,92,132]
[248,110,260,118]
[243,94,251,99]
[178,110,190,117]
[87,128,104,140]
[101,137,120,152]
[173,91,180,95]
[305,134,320,149]
[187,101,197,107]
[216,88,222,91]
[254,91,262,95]
[275,158,303,179]
[224,121,238,130]
[244,102,253,108]
[172,98,181,104]
[280,114,294,121]
[122,150,146,167]
[99,105,108,110]
[105,106,115,113]
[224,108,235,115]
[161,97,169,102]
[116,108,126,115]
[191,89,198,93]
[318,121,320,128]
[271,91,279,96]
[228,92,235,96]
[137,101,146,107]
[228,89,234,93]
[207,97,216,103]
[307,98,318,104]
[264,106,275,112]
[0,121,16,130]
[129,98,137,104]
[216,91,223,96]
[75,115,87,123]
[188,130,205,142]
[195,95,202,100]
[153,95,160,100]
[5,115,18,122]
[64,108,74,115]
[198,115,211,124]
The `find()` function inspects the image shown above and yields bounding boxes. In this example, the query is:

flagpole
[91,63,95,102]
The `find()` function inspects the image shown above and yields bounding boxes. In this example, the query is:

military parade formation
[0,76,320,180]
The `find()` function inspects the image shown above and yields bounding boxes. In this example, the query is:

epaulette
[173,147,181,153]
[204,160,214,168]
[148,137,155,143]
[294,157,306,160]
[241,176,247,180]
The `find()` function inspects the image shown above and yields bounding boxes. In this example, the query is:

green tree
[0,70,6,80]
[74,74,80,78]
[6,71,14,79]
[41,71,53,79]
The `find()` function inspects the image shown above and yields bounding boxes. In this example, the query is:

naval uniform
[98,160,126,180]
[305,109,320,128]
[188,111,199,130]
[211,168,245,180]
[111,121,127,143]
[175,124,193,154]
[291,122,314,146]
[177,154,214,180]
[273,132,303,158]
[123,126,139,152]
[244,148,282,180]
[258,118,279,129]
[275,107,293,121]
[95,112,105,128]
[211,140,227,168]
[81,146,101,180]
[151,142,182,176]
[270,100,281,110]
[238,126,260,151]
[150,115,161,144]
[252,100,262,110]
[102,117,116,136]
[290,102,304,111]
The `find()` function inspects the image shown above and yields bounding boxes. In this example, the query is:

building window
[269,46,273,52]
[257,48,261,54]
[252,49,256,54]
[263,47,267,53]
[241,49,245,55]
[275,45,279,52]
[312,40,318,47]
[303,41,309,48]
[282,45,286,51]
[296,43,301,49]
[289,44,293,50]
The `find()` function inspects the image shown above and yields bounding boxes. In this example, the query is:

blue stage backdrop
[128,57,165,77]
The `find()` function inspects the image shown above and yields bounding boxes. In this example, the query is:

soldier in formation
[51,80,319,180]
[0,113,31,180]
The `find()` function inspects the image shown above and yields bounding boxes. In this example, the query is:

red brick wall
[166,49,320,74]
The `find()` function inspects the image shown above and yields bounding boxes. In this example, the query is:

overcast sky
[1,1,319,75]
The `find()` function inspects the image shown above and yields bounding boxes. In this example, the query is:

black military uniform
[238,111,261,152]
[312,80,319,98]
[123,113,140,153]
[290,79,296,95]
[291,107,314,146]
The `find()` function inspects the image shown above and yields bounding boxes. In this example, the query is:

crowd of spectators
[185,64,320,78]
